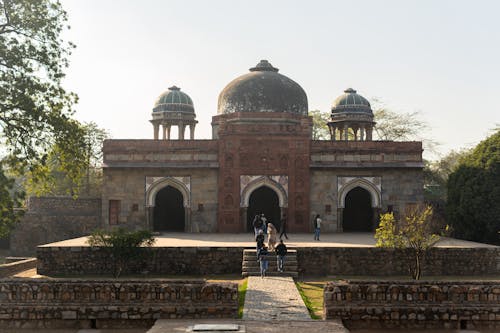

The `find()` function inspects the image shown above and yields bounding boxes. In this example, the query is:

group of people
[252,213,288,278]
[251,212,323,277]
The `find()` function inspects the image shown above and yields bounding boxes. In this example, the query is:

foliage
[375,206,442,280]
[0,163,24,237]
[310,109,330,140]
[24,122,109,197]
[0,0,84,232]
[447,130,500,245]
[373,109,427,141]
[87,228,155,278]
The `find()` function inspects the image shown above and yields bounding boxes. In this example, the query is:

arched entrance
[247,186,281,232]
[153,185,185,231]
[343,186,373,231]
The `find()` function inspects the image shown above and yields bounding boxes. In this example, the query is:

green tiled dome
[153,86,194,113]
[332,88,372,114]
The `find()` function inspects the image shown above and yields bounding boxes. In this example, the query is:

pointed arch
[338,177,381,209]
[145,177,190,207]
[241,176,288,208]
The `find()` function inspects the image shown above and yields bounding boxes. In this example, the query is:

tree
[375,205,442,280]
[310,109,330,140]
[0,0,85,232]
[447,130,500,245]
[87,228,155,278]
[0,164,24,237]
[24,122,109,197]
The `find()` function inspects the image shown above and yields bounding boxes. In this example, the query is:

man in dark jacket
[275,240,287,272]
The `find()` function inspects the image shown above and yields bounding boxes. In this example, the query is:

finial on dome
[249,60,279,72]
[168,85,181,91]
[344,88,357,94]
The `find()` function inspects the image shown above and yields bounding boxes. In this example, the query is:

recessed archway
[247,186,281,232]
[153,185,185,231]
[342,186,373,232]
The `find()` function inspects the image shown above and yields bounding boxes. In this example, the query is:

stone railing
[324,280,500,329]
[0,279,238,328]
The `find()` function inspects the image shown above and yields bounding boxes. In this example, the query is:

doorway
[247,186,281,232]
[153,185,185,231]
[343,186,373,232]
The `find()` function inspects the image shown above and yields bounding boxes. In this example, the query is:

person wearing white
[313,214,322,241]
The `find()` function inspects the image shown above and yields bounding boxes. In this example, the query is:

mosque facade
[101,60,423,233]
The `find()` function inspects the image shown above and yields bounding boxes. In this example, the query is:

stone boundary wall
[297,247,500,276]
[37,246,500,277]
[324,280,500,329]
[10,197,101,256]
[0,279,238,329]
[0,258,37,277]
[26,197,101,216]
[37,246,244,276]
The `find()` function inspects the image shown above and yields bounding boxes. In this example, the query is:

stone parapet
[0,279,238,328]
[297,247,500,276]
[37,246,244,276]
[324,280,500,329]
[0,258,37,277]
[37,246,500,278]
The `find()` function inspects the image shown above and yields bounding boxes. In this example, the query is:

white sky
[61,0,500,160]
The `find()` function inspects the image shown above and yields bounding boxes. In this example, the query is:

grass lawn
[238,278,248,318]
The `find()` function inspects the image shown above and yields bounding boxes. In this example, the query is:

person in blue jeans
[275,239,287,272]
[313,214,322,241]
[257,246,269,278]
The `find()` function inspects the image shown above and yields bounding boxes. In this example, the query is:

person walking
[255,229,265,258]
[313,214,321,241]
[257,246,269,278]
[252,214,264,236]
[275,239,287,272]
[279,213,289,240]
[261,213,268,234]
[267,222,277,251]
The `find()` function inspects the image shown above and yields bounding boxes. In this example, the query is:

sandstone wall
[10,197,101,256]
[309,168,424,232]
[324,280,500,329]
[0,279,238,329]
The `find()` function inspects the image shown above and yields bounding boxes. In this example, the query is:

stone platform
[39,232,497,249]
[36,233,500,277]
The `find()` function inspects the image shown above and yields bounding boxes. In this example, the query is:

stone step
[243,249,297,254]
[243,262,298,269]
[243,254,297,260]
[242,271,298,278]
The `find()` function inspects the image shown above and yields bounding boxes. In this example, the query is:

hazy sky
[61,0,499,160]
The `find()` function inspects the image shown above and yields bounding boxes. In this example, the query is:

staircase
[241,248,298,278]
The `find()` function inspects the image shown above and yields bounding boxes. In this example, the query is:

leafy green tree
[87,228,155,278]
[0,0,87,234]
[375,205,441,280]
[0,164,24,237]
[447,130,500,245]
[310,109,330,140]
[24,122,109,197]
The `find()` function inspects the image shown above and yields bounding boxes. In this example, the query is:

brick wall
[0,279,238,329]
[324,280,500,329]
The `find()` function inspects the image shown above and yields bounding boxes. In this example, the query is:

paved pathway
[243,276,311,321]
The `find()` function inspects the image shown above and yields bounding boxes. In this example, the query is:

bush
[446,130,500,245]
[87,228,155,277]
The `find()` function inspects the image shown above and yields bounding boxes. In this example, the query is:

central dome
[217,60,308,115]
